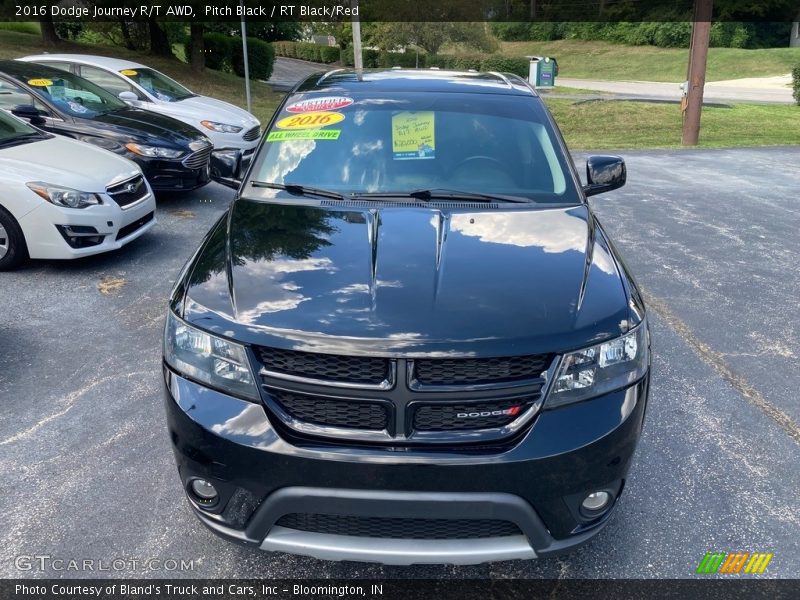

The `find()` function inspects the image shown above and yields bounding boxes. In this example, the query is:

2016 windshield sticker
[267,130,341,141]
[392,111,435,160]
[27,79,53,87]
[119,69,138,76]
[276,111,345,130]
[286,96,353,113]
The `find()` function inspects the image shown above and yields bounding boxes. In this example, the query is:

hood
[86,107,210,148]
[181,201,632,357]
[157,95,259,129]
[0,135,140,192]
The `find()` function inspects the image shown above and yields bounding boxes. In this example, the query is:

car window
[0,106,38,140]
[250,92,578,204]
[15,69,127,118]
[35,61,72,73]
[0,79,35,110]
[80,65,144,99]
[120,67,193,102]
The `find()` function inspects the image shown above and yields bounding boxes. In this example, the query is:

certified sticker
[286,96,353,113]
[276,111,345,130]
[120,69,138,76]
[27,78,53,87]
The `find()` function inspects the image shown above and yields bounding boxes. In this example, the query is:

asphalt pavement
[1,147,799,579]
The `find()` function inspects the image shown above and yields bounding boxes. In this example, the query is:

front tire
[0,207,28,271]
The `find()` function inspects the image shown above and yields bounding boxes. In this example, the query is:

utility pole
[240,0,251,112]
[351,0,363,72]
[681,0,713,146]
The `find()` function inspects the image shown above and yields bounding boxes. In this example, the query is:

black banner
[2,0,799,22]
[3,579,800,600]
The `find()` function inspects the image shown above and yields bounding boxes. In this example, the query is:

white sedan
[19,54,262,165]
[0,110,156,270]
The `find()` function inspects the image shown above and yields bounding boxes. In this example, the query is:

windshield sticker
[276,111,345,130]
[119,69,138,76]
[67,101,90,114]
[267,130,341,142]
[286,96,353,113]
[27,78,53,87]
[392,111,435,160]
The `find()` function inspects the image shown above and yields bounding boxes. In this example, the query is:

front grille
[414,354,553,386]
[258,346,390,385]
[115,211,154,240]
[182,145,212,169]
[242,125,261,141]
[275,513,522,539]
[107,175,148,208]
[266,388,389,431]
[412,396,539,432]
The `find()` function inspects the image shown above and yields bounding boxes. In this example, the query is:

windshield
[0,109,39,143]
[121,67,194,102]
[23,70,126,118]
[249,91,580,204]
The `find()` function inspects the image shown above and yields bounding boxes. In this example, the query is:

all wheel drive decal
[267,130,341,141]
[286,96,353,113]
[275,112,345,130]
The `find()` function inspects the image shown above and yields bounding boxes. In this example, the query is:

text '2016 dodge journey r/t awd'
[163,69,651,565]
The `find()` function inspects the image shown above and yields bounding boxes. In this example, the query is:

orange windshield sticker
[27,79,53,87]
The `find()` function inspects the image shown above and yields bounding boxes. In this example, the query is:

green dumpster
[527,56,558,88]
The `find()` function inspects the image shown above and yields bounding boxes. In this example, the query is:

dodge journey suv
[163,69,651,564]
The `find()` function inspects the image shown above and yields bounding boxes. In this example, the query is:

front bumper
[164,368,649,564]
[130,154,210,192]
[18,189,156,260]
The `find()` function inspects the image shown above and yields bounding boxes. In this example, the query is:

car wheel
[0,207,28,271]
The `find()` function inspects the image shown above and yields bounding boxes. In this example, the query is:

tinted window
[15,69,126,118]
[0,107,37,141]
[250,92,578,204]
[80,65,143,99]
[35,61,72,73]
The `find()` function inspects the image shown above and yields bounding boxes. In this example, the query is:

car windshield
[249,91,580,204]
[23,70,126,118]
[0,108,43,146]
[121,67,194,102]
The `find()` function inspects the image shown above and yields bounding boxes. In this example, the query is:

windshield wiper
[359,188,531,204]
[250,181,345,201]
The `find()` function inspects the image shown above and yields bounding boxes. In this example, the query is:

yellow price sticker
[120,69,138,76]
[27,78,53,87]
[275,111,345,130]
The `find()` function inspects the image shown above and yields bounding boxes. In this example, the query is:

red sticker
[286,96,353,113]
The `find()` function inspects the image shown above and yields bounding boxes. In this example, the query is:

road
[554,75,794,104]
[1,147,799,579]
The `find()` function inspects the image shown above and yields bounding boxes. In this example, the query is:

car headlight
[547,320,649,408]
[26,182,102,209]
[125,142,184,159]
[164,311,259,402]
[201,120,243,134]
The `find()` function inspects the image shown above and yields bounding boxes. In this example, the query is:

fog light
[190,479,218,505]
[581,491,611,513]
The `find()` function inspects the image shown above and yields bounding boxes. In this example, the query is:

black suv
[163,69,650,564]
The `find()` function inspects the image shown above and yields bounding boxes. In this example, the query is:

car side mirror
[584,155,626,197]
[118,91,139,104]
[210,149,243,190]
[12,104,46,127]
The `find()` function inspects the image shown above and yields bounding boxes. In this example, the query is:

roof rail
[488,71,513,88]
[317,68,344,84]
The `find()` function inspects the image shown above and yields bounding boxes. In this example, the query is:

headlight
[547,321,649,408]
[125,142,184,159]
[164,312,259,402]
[26,182,102,209]
[201,120,243,134]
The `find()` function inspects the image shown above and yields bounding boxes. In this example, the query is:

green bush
[272,42,342,64]
[480,55,529,78]
[232,37,275,80]
[793,64,800,106]
[185,33,234,72]
[0,21,39,35]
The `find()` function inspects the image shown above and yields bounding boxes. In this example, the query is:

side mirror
[210,149,243,190]
[118,91,139,104]
[12,104,46,127]
[584,155,626,197]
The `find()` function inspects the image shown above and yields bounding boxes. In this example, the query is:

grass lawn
[0,30,285,124]
[501,39,800,82]
[545,98,800,150]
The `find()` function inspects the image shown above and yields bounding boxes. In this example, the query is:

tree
[148,17,174,57]
[791,11,799,47]
[39,15,59,46]
[367,22,495,56]
[189,23,205,71]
